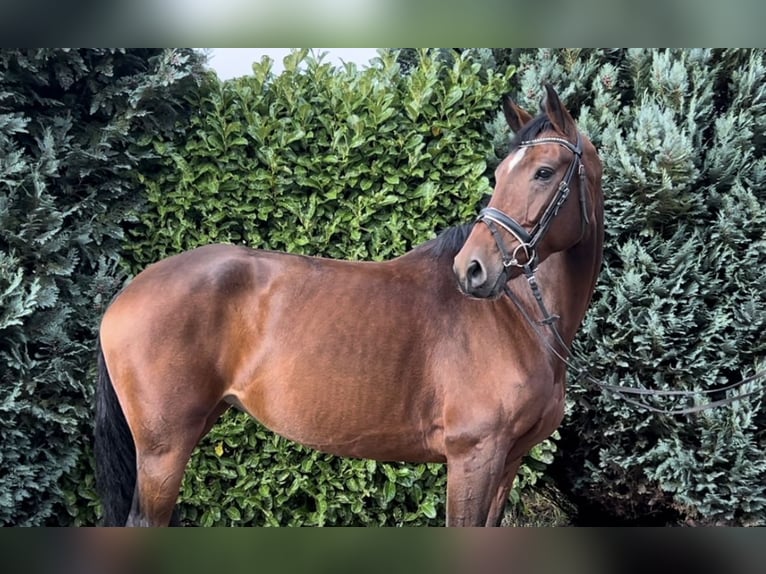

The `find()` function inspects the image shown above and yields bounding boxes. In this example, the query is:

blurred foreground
[0,527,761,574]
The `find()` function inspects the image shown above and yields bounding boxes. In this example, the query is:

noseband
[477,133,589,270]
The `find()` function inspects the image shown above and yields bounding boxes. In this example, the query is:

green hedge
[116,49,560,526]
[127,49,505,266]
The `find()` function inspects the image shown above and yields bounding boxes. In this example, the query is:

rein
[503,266,764,415]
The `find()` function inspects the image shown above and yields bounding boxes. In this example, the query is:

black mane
[509,114,555,149]
[422,223,475,259]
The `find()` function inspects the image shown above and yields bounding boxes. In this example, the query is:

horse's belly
[226,384,445,463]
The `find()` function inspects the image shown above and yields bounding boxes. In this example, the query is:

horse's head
[453,84,601,299]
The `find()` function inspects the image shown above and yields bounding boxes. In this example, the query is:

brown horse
[94,84,603,527]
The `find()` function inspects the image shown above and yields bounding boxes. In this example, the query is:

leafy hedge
[115,49,561,526]
[127,49,505,266]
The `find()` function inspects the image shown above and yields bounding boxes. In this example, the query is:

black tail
[94,344,136,526]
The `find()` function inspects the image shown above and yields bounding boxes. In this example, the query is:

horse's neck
[531,221,603,347]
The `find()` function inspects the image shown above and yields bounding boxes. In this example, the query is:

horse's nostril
[466,259,487,289]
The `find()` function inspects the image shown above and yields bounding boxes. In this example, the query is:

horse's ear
[542,84,577,139]
[502,95,533,133]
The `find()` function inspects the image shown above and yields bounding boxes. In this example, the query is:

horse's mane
[510,114,555,149]
[420,223,474,259]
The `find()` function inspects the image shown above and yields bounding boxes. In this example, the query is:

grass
[502,482,577,527]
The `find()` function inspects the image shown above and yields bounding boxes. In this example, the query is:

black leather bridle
[476,132,588,271]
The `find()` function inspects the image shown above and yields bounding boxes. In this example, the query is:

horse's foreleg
[445,435,509,527]
[485,456,523,527]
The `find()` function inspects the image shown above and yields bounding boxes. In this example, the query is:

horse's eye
[535,167,554,180]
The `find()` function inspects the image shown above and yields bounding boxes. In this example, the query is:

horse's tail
[93,343,136,526]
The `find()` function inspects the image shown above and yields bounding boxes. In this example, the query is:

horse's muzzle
[453,257,508,299]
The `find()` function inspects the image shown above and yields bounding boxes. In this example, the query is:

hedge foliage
[0,49,207,525]
[127,49,505,266]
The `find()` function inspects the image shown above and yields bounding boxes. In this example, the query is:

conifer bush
[496,49,765,525]
[0,49,206,525]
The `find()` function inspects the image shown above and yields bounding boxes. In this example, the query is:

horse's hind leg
[127,447,192,526]
[127,402,229,526]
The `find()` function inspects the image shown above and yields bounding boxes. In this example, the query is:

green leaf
[383,481,396,505]
[420,499,437,519]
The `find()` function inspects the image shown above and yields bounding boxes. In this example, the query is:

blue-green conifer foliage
[502,49,764,525]
[0,49,206,525]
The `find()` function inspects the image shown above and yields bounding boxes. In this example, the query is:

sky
[207,48,380,80]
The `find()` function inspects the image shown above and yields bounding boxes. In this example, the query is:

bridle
[476,132,588,271]
[474,131,765,415]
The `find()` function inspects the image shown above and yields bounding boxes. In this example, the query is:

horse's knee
[485,456,523,526]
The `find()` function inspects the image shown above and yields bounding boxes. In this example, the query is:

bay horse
[94,84,603,527]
